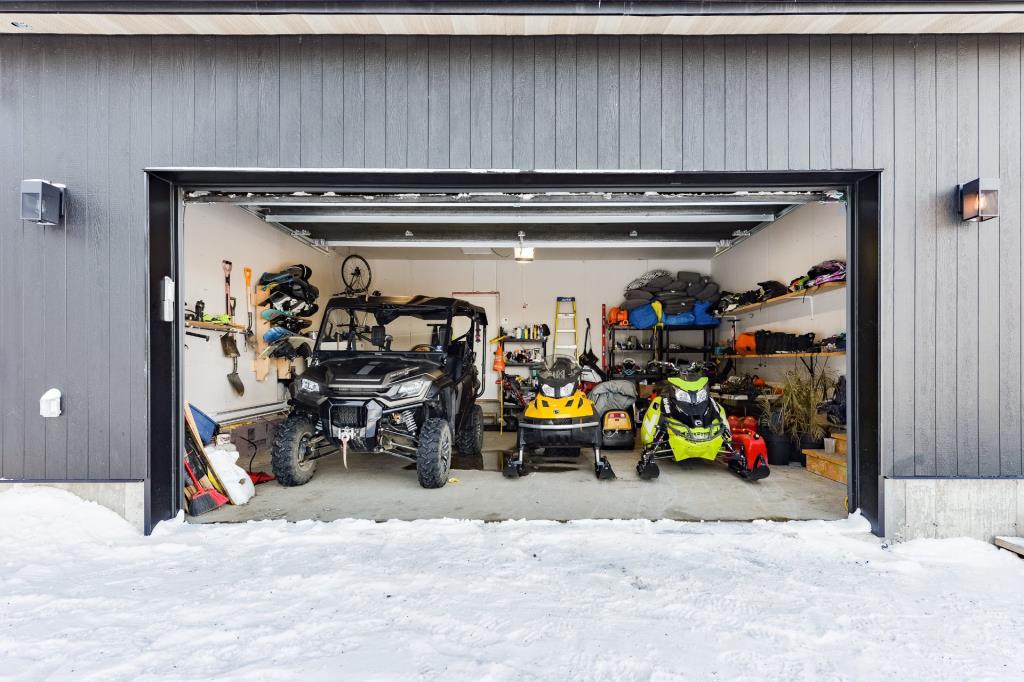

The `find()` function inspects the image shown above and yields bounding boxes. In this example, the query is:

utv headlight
[386,378,429,399]
[298,377,321,395]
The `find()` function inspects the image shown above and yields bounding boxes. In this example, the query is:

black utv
[272,295,488,489]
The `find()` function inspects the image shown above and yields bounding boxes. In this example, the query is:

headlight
[558,383,575,398]
[696,387,708,403]
[674,388,693,403]
[386,378,429,399]
[540,384,556,398]
[298,377,321,394]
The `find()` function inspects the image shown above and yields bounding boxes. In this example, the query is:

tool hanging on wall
[222,260,235,318]
[243,266,256,350]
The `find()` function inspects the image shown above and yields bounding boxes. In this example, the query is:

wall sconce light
[958,178,999,222]
[20,179,65,226]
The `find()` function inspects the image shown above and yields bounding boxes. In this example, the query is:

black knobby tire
[416,418,452,489]
[271,414,319,486]
[455,404,484,456]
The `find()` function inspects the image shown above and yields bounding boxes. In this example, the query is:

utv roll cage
[316,294,489,396]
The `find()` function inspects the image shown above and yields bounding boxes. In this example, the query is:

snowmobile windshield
[667,375,711,417]
[538,356,581,399]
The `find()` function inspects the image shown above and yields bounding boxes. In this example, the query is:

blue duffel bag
[627,303,659,329]
[693,300,718,325]
[662,311,696,326]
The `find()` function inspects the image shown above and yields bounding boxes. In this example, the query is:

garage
[161,170,872,525]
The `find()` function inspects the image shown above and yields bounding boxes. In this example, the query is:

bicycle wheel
[341,254,372,294]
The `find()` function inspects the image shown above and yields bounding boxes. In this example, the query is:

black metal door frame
[146,168,883,534]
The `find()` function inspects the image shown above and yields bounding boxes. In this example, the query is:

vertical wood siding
[0,34,1021,481]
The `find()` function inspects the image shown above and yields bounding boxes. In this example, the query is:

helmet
[537,356,581,399]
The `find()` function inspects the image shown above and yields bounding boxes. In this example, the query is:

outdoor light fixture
[514,230,534,263]
[20,179,65,226]
[959,178,999,222]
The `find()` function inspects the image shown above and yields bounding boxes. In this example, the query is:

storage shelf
[662,323,720,331]
[611,348,656,353]
[185,320,247,333]
[721,351,846,359]
[501,338,547,344]
[717,281,846,318]
[504,362,542,367]
[610,372,666,381]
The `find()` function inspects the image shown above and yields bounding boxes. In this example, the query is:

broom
[185,457,228,516]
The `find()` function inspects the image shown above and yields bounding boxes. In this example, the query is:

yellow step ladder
[553,296,578,357]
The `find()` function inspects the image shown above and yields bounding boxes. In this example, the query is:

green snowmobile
[635,362,770,481]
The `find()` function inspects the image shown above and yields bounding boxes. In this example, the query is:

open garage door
[148,170,879,535]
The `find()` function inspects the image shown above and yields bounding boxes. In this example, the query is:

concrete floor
[195,431,847,524]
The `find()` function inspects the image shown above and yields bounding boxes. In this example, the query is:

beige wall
[183,203,343,420]
[711,201,847,381]
[363,255,714,349]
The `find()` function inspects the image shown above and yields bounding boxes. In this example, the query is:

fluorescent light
[267,212,774,224]
[514,246,535,263]
[323,240,721,249]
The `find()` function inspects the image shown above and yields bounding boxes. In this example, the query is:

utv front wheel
[271,414,319,486]
[455,404,484,455]
[416,418,452,489]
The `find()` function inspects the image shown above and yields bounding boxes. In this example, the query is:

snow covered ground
[1,487,1022,682]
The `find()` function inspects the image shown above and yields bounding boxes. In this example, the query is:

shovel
[227,356,245,396]
[220,331,240,358]
[243,266,256,350]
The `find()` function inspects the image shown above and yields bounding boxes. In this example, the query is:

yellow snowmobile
[504,355,615,479]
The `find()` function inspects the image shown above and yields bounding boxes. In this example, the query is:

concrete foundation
[884,477,1024,542]
[0,481,146,533]
[194,432,847,524]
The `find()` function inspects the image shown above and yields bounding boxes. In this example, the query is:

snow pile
[1,487,1023,681]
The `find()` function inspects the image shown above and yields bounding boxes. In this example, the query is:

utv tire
[416,418,453,489]
[455,404,484,455]
[271,414,319,486]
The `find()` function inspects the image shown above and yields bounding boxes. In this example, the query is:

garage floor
[194,431,847,523]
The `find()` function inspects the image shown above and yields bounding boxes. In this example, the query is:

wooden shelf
[717,281,846,318]
[185,320,247,332]
[722,351,846,359]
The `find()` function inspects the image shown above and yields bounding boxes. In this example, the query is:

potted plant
[777,367,837,465]
[756,392,792,466]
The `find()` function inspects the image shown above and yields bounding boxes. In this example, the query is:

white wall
[363,256,713,352]
[711,201,847,381]
[183,203,343,420]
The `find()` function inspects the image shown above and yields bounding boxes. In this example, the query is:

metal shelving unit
[606,323,719,380]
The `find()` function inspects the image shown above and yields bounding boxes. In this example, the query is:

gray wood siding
[0,34,1021,481]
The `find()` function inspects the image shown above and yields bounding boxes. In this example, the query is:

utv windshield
[317,307,454,352]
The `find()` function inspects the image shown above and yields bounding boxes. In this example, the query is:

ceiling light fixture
[11,21,32,30]
[514,230,534,263]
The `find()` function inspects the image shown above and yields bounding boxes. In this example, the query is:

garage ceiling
[189,189,838,258]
